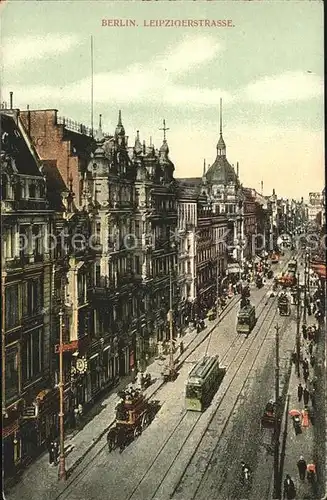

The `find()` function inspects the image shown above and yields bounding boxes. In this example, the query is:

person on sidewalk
[283,474,296,500]
[303,367,309,383]
[307,462,316,483]
[310,389,316,408]
[53,440,59,466]
[297,383,303,402]
[303,386,310,406]
[297,456,307,480]
[310,354,315,368]
[48,438,54,466]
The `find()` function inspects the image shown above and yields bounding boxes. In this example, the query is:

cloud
[155,36,221,74]
[2,34,80,68]
[2,34,224,107]
[244,71,323,103]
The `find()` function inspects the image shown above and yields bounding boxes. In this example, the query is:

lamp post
[2,269,7,417]
[303,252,309,327]
[168,270,175,378]
[58,307,67,481]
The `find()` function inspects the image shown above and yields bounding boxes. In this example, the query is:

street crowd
[283,266,325,500]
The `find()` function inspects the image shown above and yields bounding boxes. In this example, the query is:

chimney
[236,162,239,178]
[10,92,13,109]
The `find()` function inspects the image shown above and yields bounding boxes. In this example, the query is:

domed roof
[206,156,236,184]
[159,140,169,155]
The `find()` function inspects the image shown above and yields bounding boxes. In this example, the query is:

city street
[7,256,299,500]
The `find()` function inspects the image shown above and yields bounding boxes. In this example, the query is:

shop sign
[22,403,38,419]
[76,357,88,373]
[54,340,79,353]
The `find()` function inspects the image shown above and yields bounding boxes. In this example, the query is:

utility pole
[58,307,67,480]
[296,272,301,377]
[273,324,280,499]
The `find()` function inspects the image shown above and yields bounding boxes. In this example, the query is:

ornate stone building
[1,109,53,477]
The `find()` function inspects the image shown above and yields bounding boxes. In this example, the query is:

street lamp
[296,272,301,377]
[273,324,281,499]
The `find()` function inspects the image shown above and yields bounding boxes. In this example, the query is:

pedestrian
[302,324,307,340]
[47,438,54,465]
[307,463,316,483]
[297,383,303,402]
[303,369,309,383]
[310,389,316,407]
[297,456,307,480]
[283,474,296,500]
[53,440,59,465]
[303,358,309,371]
[303,386,310,406]
[308,341,313,356]
[310,354,315,368]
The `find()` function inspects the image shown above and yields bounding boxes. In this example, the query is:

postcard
[1,1,325,499]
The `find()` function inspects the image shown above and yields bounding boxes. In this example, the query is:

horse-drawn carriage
[107,390,160,452]
[278,293,291,316]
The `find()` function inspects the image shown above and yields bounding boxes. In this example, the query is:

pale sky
[0,0,324,199]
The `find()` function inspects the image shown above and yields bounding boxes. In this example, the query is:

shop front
[3,413,21,478]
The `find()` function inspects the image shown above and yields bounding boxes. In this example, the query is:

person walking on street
[310,389,316,408]
[297,456,307,480]
[303,386,310,406]
[310,354,315,368]
[47,438,54,465]
[283,474,296,500]
[303,366,309,383]
[302,324,307,339]
[53,440,59,466]
[297,383,303,402]
[309,341,313,356]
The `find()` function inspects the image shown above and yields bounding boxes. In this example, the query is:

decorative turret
[94,114,104,142]
[217,98,226,157]
[158,119,174,183]
[115,110,126,147]
[134,130,142,155]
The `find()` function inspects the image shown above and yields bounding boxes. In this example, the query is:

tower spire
[203,158,206,175]
[217,97,226,157]
[220,97,223,136]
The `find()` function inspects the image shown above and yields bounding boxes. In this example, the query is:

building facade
[1,110,54,476]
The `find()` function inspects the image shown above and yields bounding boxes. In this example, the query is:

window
[15,182,22,201]
[22,278,43,317]
[5,345,19,401]
[5,284,20,330]
[19,226,29,258]
[22,328,42,382]
[95,262,101,286]
[32,225,43,260]
[4,227,15,259]
[77,273,86,304]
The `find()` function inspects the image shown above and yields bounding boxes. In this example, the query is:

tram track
[56,252,297,500]
[127,257,296,500]
[168,294,287,500]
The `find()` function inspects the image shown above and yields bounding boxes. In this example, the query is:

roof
[1,111,42,176]
[42,160,66,210]
[176,177,202,186]
[188,356,219,382]
[206,155,237,184]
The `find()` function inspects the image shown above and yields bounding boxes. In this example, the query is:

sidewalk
[5,295,240,499]
[279,321,322,499]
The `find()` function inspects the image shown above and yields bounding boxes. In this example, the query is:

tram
[185,356,225,412]
[237,304,256,335]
